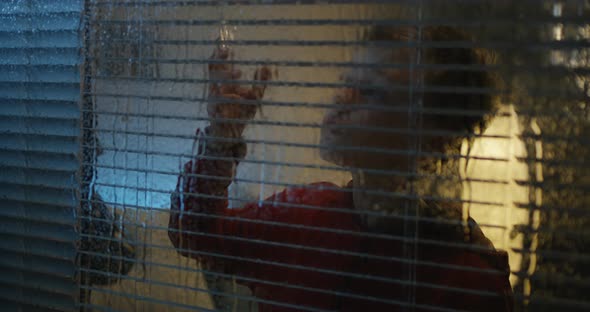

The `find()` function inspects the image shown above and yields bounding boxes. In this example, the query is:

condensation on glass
[79,1,589,312]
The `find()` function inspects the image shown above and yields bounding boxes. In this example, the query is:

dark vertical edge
[78,0,95,310]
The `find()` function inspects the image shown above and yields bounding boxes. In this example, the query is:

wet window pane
[76,1,590,311]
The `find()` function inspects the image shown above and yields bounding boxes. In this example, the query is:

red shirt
[169,155,513,312]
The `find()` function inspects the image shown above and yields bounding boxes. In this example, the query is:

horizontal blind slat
[0,239,76,265]
[0,82,80,101]
[0,182,77,212]
[0,64,79,83]
[0,199,76,226]
[0,216,77,244]
[0,134,79,154]
[0,116,80,137]
[0,13,80,32]
[0,98,79,119]
[0,48,80,66]
[0,0,82,15]
[0,268,77,296]
[0,282,75,312]
[0,31,79,49]
[0,149,78,171]
[0,300,63,312]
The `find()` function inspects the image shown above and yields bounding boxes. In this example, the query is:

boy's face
[319,45,432,170]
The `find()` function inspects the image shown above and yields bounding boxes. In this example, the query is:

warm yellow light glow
[463,104,531,287]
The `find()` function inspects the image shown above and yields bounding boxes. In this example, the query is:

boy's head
[320,25,497,170]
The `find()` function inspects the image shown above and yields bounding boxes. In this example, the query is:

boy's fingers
[209,69,241,81]
[208,45,232,73]
[251,66,272,100]
[254,66,272,81]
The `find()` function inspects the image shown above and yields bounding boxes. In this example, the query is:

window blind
[0,0,83,311]
[82,1,590,311]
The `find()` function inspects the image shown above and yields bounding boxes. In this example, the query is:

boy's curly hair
[368,25,499,136]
